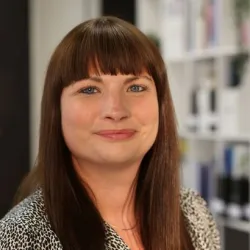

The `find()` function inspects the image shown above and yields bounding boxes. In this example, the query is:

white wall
[29,0,101,166]
[135,0,160,35]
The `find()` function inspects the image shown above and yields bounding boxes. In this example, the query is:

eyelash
[128,85,148,92]
[79,86,100,95]
[79,84,148,95]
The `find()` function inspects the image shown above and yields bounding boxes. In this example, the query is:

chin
[93,142,150,166]
[95,151,142,166]
[100,154,138,164]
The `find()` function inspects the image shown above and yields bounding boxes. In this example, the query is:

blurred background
[0,0,250,249]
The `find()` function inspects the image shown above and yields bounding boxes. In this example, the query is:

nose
[101,93,131,121]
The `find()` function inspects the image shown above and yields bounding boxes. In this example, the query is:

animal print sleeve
[181,188,221,250]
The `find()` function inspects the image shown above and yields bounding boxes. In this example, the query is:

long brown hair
[16,16,193,250]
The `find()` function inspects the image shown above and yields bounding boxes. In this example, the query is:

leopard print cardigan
[0,188,221,249]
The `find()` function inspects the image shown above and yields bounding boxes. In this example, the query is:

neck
[73,158,141,227]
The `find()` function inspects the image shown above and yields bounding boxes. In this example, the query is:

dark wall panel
[0,0,29,218]
[102,0,135,24]
[225,227,249,250]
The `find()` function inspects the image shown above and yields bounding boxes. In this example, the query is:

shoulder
[180,188,221,250]
[0,189,62,249]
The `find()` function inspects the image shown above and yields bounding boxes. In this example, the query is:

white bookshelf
[166,46,240,63]
[217,215,250,232]
[179,131,250,142]
[136,0,250,249]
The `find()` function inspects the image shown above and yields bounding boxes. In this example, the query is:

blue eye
[80,86,99,94]
[128,85,146,92]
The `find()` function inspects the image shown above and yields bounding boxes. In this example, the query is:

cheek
[61,99,97,136]
[133,97,159,151]
[61,99,99,155]
[133,96,159,126]
[62,101,81,127]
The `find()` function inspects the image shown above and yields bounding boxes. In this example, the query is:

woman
[0,16,220,249]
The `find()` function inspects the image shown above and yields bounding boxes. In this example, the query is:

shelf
[220,133,250,143]
[179,131,219,141]
[188,46,239,61]
[216,216,250,233]
[165,46,240,64]
[179,131,250,142]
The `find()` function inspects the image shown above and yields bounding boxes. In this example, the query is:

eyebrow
[87,75,153,84]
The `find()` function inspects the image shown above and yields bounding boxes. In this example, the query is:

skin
[61,71,159,249]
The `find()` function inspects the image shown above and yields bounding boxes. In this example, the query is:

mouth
[94,129,137,140]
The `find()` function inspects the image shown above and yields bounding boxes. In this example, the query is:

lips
[95,129,136,140]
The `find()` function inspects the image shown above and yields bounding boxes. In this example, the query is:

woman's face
[61,71,159,167]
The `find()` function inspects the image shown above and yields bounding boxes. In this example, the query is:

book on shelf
[180,139,214,204]
[160,0,186,59]
[180,139,250,220]
[186,62,219,133]
[187,0,219,52]
[211,143,250,221]
[181,158,214,204]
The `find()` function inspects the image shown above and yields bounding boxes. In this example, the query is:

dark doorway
[0,0,29,218]
[102,0,135,24]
